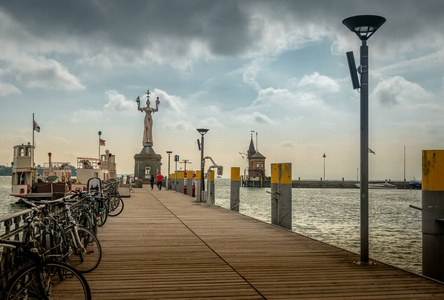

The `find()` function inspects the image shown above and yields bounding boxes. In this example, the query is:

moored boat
[10,144,72,200]
[70,150,117,192]
[355,182,397,189]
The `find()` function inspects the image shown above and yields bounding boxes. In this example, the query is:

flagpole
[98,131,102,159]
[32,113,35,168]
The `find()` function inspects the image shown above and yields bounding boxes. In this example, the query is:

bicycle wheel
[3,261,91,300]
[95,202,108,227]
[68,227,102,273]
[108,195,124,217]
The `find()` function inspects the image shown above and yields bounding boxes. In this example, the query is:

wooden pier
[87,186,444,299]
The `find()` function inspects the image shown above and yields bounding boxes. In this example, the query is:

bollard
[230,167,240,212]
[170,173,176,190]
[271,163,292,230]
[195,171,201,202]
[206,170,215,205]
[187,171,193,196]
[422,150,444,281]
[177,171,184,193]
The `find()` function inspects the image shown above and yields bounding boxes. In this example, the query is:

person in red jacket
[156,173,164,190]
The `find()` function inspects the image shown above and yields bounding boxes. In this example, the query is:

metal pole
[360,40,369,264]
[175,160,177,193]
[230,167,240,212]
[167,152,171,190]
[404,145,406,185]
[200,134,205,202]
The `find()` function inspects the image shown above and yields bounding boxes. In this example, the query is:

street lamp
[343,15,386,264]
[323,153,326,181]
[166,151,172,190]
[197,128,209,202]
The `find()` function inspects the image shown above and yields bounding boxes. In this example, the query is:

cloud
[0,82,21,96]
[373,76,433,107]
[252,87,323,108]
[164,120,194,131]
[8,56,84,90]
[298,72,340,93]
[104,90,135,114]
[150,89,184,114]
[280,140,296,148]
[236,111,274,125]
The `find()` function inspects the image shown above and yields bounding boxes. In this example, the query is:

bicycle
[0,208,91,299]
[20,198,102,274]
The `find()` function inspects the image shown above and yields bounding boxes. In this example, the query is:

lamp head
[196,128,209,135]
[343,15,386,40]
[166,151,172,154]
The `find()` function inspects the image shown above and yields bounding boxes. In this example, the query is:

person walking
[156,173,164,190]
[150,175,155,190]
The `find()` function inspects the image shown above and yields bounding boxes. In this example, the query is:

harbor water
[0,176,24,218]
[0,176,422,275]
[213,178,422,275]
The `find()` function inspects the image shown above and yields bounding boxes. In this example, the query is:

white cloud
[150,88,184,114]
[373,76,433,107]
[298,72,340,93]
[0,82,21,96]
[9,56,85,90]
[104,90,135,114]
[198,116,225,128]
[253,87,323,108]
[164,120,194,131]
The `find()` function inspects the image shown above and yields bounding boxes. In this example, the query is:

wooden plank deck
[85,186,444,299]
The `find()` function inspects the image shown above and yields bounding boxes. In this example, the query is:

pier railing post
[177,171,184,194]
[271,163,292,230]
[422,150,444,281]
[230,167,240,212]
[206,170,215,205]
[195,171,201,201]
[187,171,193,196]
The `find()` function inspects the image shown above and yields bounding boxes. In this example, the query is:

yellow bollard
[422,150,444,281]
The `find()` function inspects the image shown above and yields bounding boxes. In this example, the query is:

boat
[409,181,422,190]
[70,149,117,192]
[10,144,72,200]
[355,182,397,189]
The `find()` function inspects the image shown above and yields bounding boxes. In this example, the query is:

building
[247,136,266,179]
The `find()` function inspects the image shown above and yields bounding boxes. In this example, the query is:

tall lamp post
[166,151,172,190]
[343,15,385,264]
[322,153,326,181]
[197,128,209,202]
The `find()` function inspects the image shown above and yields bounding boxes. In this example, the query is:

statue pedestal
[134,143,162,183]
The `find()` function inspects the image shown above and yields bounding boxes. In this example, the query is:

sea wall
[243,180,411,189]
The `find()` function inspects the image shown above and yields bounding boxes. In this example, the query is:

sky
[1,0,444,181]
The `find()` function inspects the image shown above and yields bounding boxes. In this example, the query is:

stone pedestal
[134,143,162,183]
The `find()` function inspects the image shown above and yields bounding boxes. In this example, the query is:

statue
[136,90,160,145]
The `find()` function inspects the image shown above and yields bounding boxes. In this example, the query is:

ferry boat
[70,149,117,192]
[355,182,397,189]
[10,143,72,200]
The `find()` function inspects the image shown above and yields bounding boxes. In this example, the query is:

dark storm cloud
[0,0,256,56]
[2,0,444,60]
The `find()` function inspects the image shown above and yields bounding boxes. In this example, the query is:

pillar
[169,173,176,190]
[230,167,240,212]
[271,163,292,230]
[195,171,201,202]
[187,171,193,196]
[177,171,184,193]
[206,170,215,206]
[422,150,444,281]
